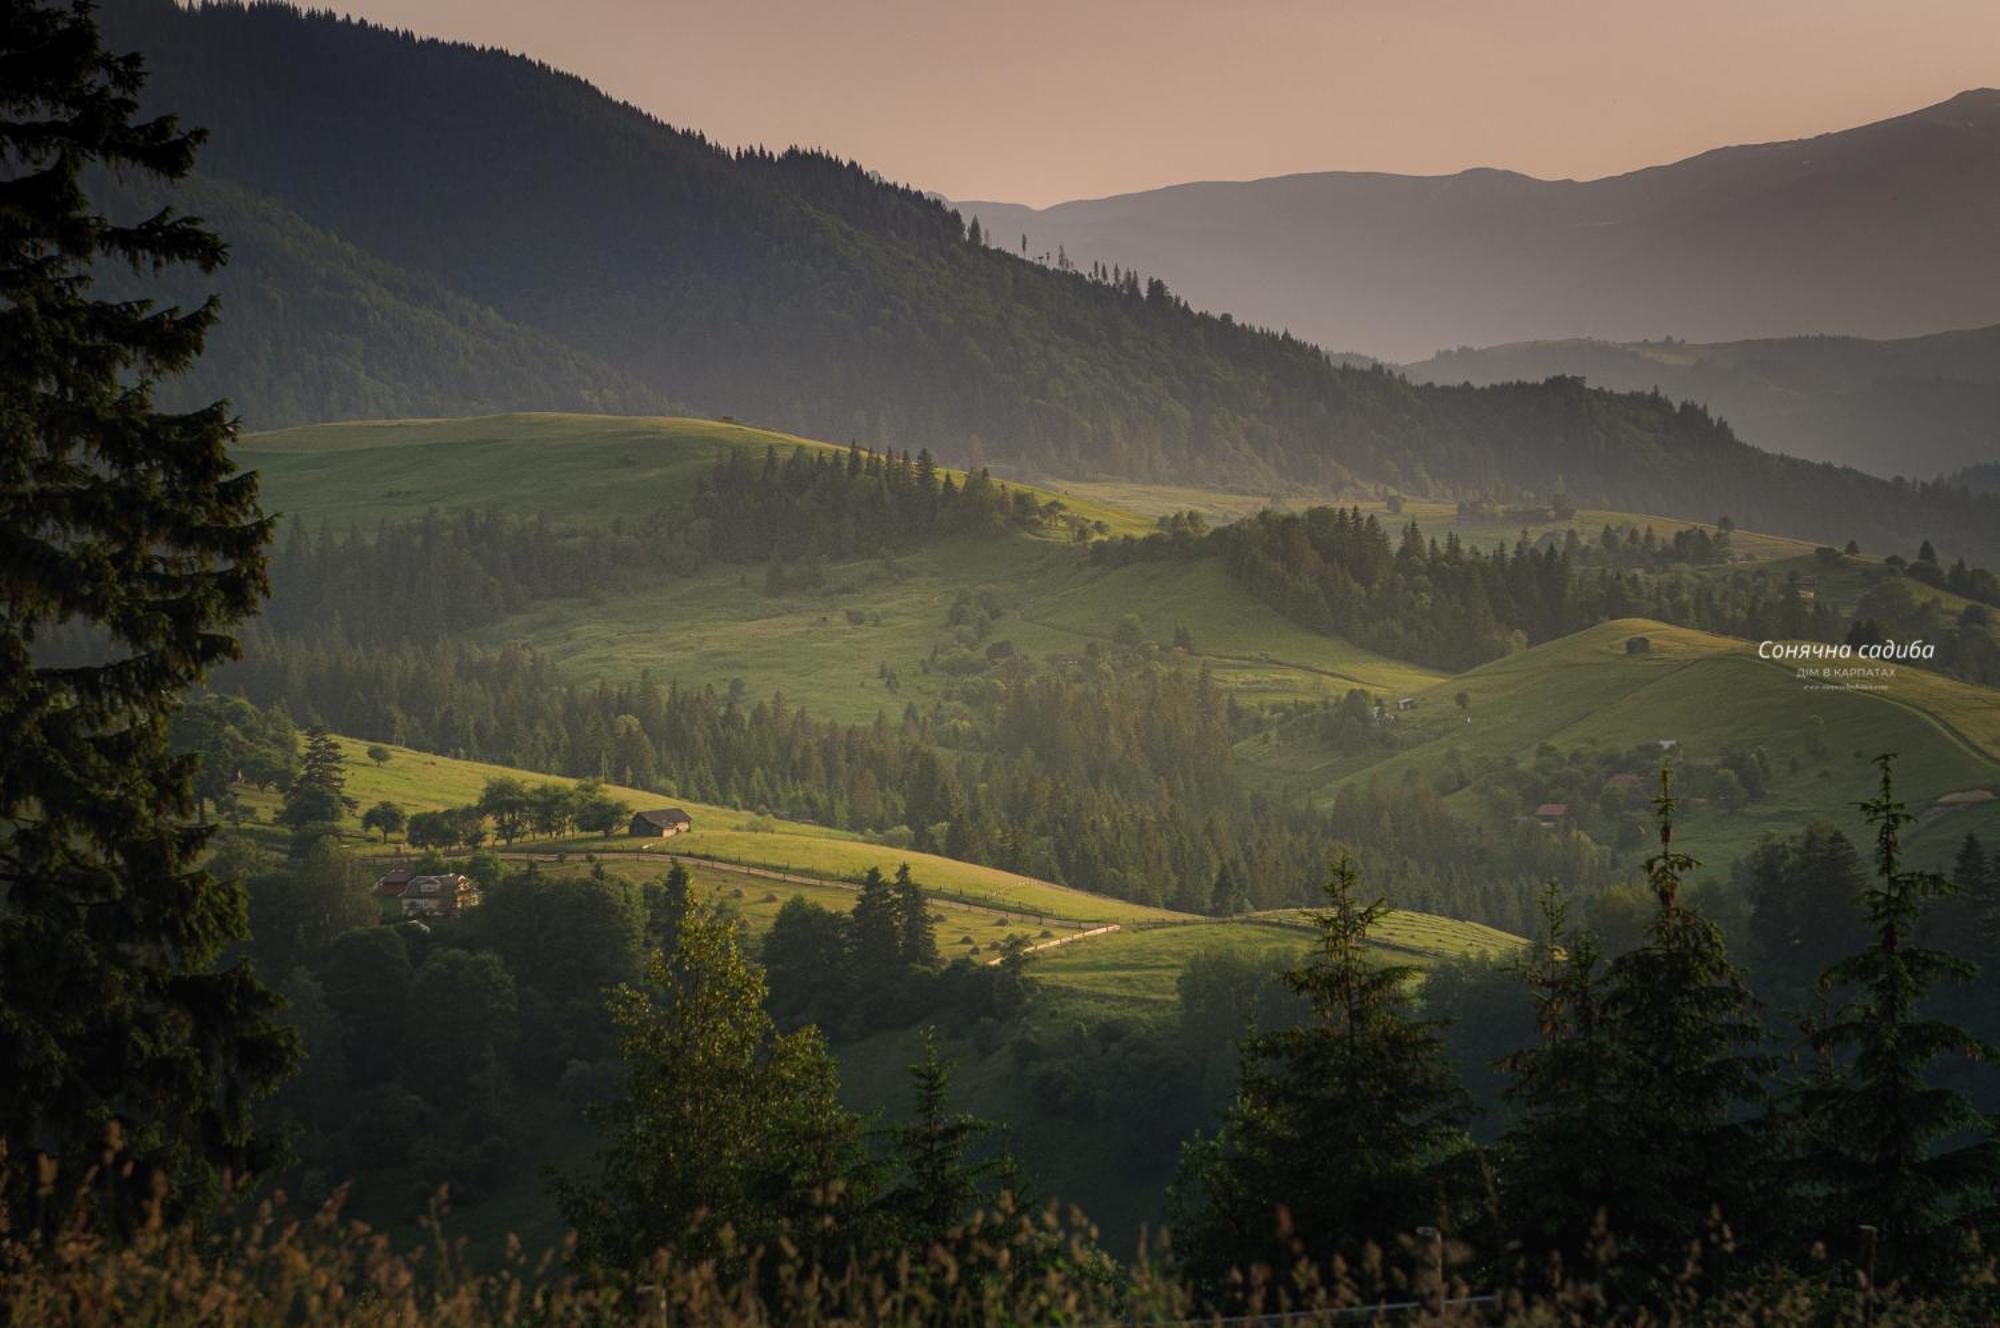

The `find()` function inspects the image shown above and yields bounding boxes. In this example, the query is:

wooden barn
[629,807,694,837]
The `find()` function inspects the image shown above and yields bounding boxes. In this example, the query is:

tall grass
[5,1165,1991,1327]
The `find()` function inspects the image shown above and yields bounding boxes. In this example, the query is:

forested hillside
[1406,325,2000,479]
[96,0,2000,561]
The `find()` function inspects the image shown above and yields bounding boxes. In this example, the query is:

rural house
[1534,802,1571,828]
[378,870,481,919]
[629,807,694,837]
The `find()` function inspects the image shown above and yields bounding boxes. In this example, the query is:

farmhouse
[380,871,480,919]
[630,807,694,837]
[1534,802,1571,828]
[1395,696,1417,712]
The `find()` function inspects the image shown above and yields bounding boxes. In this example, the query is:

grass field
[1028,910,1525,1007]
[236,413,1997,880]
[242,412,1154,538]
[1241,619,2000,866]
[469,532,1442,723]
[238,734,1191,924]
[243,413,1441,721]
[496,854,1058,964]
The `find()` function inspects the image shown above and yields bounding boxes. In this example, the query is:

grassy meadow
[1241,619,2000,866]
[235,411,1997,892]
[236,734,1188,924]
[242,412,1154,537]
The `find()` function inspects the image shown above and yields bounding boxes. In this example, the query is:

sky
[317,0,1999,206]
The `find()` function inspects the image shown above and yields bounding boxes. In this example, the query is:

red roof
[1535,803,1571,818]
[1605,773,1644,789]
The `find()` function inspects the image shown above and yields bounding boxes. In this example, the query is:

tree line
[1102,505,2000,684]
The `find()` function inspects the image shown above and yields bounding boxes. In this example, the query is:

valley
[16,1,2000,1316]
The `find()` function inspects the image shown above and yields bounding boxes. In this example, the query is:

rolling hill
[247,732,1520,973]
[238,415,1999,879]
[1405,326,2000,479]
[241,413,1443,722]
[959,90,2000,365]
[89,0,2000,561]
[1244,620,2000,868]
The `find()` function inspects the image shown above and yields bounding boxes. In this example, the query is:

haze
[306,0,1995,205]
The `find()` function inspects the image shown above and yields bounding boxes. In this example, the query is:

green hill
[241,414,1440,722]
[241,413,1152,537]
[1030,911,1524,1009]
[260,734,1522,967]
[1246,619,2000,867]
[245,734,1187,925]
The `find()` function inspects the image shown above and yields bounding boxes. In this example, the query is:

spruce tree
[1170,855,1473,1296]
[1795,756,1999,1289]
[850,865,904,982]
[1595,767,1772,1284]
[893,863,937,967]
[1498,883,1625,1282]
[879,1026,1011,1247]
[0,0,293,1221]
[280,724,354,836]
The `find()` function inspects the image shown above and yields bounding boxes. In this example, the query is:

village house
[629,807,694,838]
[1534,802,1571,828]
[377,868,481,919]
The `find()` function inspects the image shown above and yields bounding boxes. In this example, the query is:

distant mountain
[1404,326,2000,479]
[959,92,2000,364]
[91,0,2000,560]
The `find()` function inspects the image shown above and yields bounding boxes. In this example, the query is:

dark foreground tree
[1497,883,1625,1283]
[1594,768,1772,1285]
[1170,855,1473,1298]
[1794,755,1999,1290]
[877,1025,1015,1248]
[0,0,293,1223]
[556,903,874,1272]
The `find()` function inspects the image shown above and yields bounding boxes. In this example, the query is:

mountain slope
[93,1,1999,560]
[90,170,668,424]
[1243,619,2000,868]
[960,90,2000,365]
[1405,326,2000,479]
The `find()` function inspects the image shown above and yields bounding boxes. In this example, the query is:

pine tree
[850,866,904,983]
[1498,883,1625,1281]
[280,724,356,839]
[879,1026,1009,1246]
[1170,856,1473,1295]
[0,0,294,1222]
[893,863,936,967]
[1595,767,1772,1283]
[1795,756,1999,1289]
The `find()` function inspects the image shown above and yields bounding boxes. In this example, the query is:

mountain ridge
[91,0,2000,560]
[957,89,2000,362]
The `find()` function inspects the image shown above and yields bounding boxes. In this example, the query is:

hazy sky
[319,0,1998,206]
